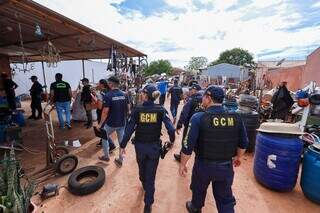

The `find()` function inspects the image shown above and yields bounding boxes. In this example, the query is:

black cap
[142,84,158,100]
[29,75,37,80]
[107,76,120,84]
[190,84,201,91]
[204,86,225,103]
[81,78,89,83]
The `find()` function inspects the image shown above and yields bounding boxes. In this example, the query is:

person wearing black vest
[174,84,203,162]
[167,80,183,124]
[119,84,175,213]
[50,73,72,129]
[29,75,43,119]
[179,85,248,213]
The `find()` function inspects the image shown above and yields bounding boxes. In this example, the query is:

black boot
[144,204,152,213]
[186,201,201,213]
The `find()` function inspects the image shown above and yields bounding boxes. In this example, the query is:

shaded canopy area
[0,0,146,63]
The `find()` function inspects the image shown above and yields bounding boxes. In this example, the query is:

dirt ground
[2,100,320,213]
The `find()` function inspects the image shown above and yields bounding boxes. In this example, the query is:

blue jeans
[102,124,125,158]
[56,101,71,128]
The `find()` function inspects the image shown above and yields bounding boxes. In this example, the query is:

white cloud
[35,0,319,67]
[312,1,320,8]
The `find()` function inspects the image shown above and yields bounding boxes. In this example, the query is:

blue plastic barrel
[301,144,320,204]
[12,111,25,127]
[253,133,303,191]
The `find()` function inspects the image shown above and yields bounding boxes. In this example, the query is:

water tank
[301,144,320,204]
[238,112,260,152]
[254,133,303,191]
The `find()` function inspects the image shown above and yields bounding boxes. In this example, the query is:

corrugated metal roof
[0,0,146,62]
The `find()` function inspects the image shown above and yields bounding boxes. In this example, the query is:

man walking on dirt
[50,73,72,129]
[179,86,248,213]
[167,79,183,124]
[96,76,130,165]
[29,75,43,119]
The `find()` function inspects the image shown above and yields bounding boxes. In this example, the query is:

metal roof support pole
[41,61,48,95]
[82,59,85,78]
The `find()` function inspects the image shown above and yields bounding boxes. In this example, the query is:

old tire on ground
[68,166,105,196]
[55,154,78,175]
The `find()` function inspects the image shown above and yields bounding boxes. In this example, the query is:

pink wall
[303,47,320,87]
[266,65,304,91]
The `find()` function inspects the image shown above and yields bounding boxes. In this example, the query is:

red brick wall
[265,65,305,91]
[303,47,320,87]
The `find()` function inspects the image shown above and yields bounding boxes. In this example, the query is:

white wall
[12,60,113,95]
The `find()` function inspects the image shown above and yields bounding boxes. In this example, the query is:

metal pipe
[41,61,48,95]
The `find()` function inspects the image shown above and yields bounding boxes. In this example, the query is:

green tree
[143,59,173,76]
[210,48,256,68]
[185,56,208,72]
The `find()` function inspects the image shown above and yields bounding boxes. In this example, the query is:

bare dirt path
[33,101,319,213]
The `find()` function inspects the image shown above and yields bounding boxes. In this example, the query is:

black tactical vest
[190,95,203,114]
[196,112,240,161]
[134,105,164,143]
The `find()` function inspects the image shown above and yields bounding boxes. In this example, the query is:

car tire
[68,166,105,196]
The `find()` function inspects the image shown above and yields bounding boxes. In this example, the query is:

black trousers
[31,98,42,118]
[84,104,92,125]
[7,95,16,110]
[159,94,166,105]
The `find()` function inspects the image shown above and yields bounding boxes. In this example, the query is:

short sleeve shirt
[50,80,71,102]
[103,89,128,127]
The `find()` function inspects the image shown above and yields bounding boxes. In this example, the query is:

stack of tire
[237,94,260,152]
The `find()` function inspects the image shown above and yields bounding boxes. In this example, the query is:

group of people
[91,76,249,213]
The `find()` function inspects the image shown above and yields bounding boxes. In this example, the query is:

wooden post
[82,59,85,78]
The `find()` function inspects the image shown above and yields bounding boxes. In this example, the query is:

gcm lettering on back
[140,113,157,123]
[212,117,234,126]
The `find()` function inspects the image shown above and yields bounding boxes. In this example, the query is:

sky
[35,0,320,68]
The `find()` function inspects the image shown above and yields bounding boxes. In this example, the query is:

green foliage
[143,59,173,76]
[210,48,256,68]
[185,56,208,72]
[0,148,36,213]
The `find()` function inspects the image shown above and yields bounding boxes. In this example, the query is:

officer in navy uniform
[167,79,183,124]
[179,85,248,213]
[119,84,175,213]
[174,84,203,162]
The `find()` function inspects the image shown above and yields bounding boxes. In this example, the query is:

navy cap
[204,86,225,103]
[190,84,201,91]
[81,77,89,82]
[143,84,158,99]
[29,75,37,80]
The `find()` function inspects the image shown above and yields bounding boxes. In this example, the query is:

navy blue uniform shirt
[177,92,202,129]
[181,105,248,155]
[120,101,175,149]
[103,88,129,127]
[168,86,183,104]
